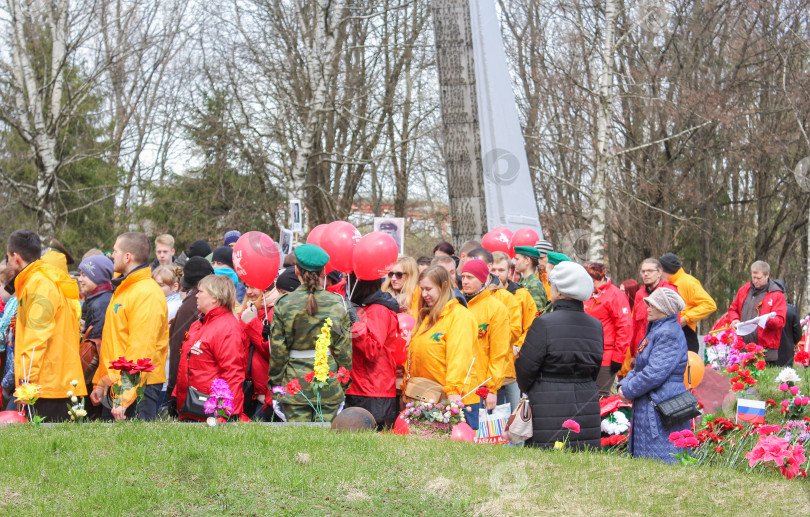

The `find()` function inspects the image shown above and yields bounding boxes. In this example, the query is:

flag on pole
[736,398,766,425]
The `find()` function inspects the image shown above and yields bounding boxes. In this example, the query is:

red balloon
[320,221,361,272]
[0,410,27,423]
[451,422,476,442]
[306,224,329,246]
[352,232,399,280]
[511,228,540,249]
[393,313,415,365]
[492,226,514,242]
[481,230,512,257]
[391,414,410,435]
[232,231,280,290]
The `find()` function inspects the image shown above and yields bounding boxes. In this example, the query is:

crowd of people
[1,227,806,464]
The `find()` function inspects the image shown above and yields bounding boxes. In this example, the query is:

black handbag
[242,344,257,417]
[652,362,701,428]
[179,349,213,418]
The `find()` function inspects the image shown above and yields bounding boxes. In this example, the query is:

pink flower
[790,386,800,396]
[782,400,791,408]
[757,425,781,436]
[781,444,806,480]
[745,435,791,468]
[780,383,790,392]
[562,419,580,433]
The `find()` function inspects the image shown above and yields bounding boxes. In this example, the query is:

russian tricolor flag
[736,399,766,425]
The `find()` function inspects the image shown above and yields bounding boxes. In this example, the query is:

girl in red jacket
[345,273,403,430]
[239,282,279,420]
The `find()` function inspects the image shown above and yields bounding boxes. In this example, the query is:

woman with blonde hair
[403,266,476,408]
[382,256,420,316]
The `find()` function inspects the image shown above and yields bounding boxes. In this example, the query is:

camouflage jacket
[269,285,352,406]
[520,272,550,315]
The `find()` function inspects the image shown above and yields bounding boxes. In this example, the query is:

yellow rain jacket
[492,288,523,379]
[669,268,717,330]
[93,265,169,387]
[513,287,538,347]
[405,298,476,400]
[465,289,511,402]
[14,260,86,398]
[409,286,422,318]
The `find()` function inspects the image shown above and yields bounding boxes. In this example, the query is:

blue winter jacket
[619,314,690,463]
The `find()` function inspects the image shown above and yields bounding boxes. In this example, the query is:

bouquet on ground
[204,378,235,425]
[399,399,468,438]
[107,356,156,415]
[776,367,809,418]
[724,340,767,392]
[599,395,631,453]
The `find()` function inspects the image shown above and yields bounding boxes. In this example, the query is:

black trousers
[344,394,398,431]
[32,397,71,422]
[683,326,699,354]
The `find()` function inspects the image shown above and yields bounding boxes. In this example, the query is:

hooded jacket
[727,280,787,350]
[668,268,717,330]
[94,265,169,388]
[584,279,633,366]
[14,260,86,398]
[464,289,511,401]
[403,298,476,400]
[173,305,248,419]
[346,291,401,398]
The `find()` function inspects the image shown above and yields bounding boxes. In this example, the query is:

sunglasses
[388,271,406,279]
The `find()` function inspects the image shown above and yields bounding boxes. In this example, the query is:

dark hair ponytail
[302,269,321,316]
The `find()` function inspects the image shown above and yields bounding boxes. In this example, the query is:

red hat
[461,258,490,285]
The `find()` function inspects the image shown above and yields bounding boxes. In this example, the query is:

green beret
[513,246,540,259]
[547,251,572,265]
[294,244,330,271]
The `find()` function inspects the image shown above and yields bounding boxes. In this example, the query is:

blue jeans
[497,382,521,413]
[466,401,482,431]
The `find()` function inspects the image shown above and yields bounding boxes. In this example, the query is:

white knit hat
[548,262,594,302]
[644,287,685,317]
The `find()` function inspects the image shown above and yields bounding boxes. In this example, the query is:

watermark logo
[483,148,520,186]
[638,0,670,34]
[560,229,591,262]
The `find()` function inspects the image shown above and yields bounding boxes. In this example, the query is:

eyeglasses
[388,272,405,279]
[640,269,659,275]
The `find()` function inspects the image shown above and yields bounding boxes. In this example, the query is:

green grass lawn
[0,423,806,516]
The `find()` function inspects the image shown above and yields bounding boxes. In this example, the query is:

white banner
[469,0,543,236]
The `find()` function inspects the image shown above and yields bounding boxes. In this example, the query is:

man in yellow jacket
[460,259,511,431]
[7,230,85,422]
[660,253,717,353]
[90,232,169,421]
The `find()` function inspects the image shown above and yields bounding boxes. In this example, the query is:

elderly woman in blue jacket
[618,287,690,463]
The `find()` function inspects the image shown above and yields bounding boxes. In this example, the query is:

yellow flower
[313,318,332,383]
[553,441,564,450]
[13,383,42,405]
[75,409,87,418]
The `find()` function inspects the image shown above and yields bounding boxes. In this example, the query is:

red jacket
[240,305,273,399]
[584,280,633,366]
[173,306,248,420]
[727,281,787,350]
[346,300,401,398]
[631,281,678,357]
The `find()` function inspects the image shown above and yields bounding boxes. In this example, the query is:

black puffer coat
[515,299,603,449]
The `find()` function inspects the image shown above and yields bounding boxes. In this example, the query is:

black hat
[327,270,342,284]
[659,253,682,274]
[48,238,75,265]
[211,246,234,269]
[187,240,212,259]
[181,256,214,290]
[276,266,301,292]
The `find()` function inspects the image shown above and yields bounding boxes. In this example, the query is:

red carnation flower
[285,378,302,395]
[304,371,316,383]
[109,356,137,372]
[336,367,351,384]
[130,358,156,373]
[732,382,745,391]
[475,386,490,399]
[562,419,581,433]
[726,364,740,373]
[739,369,751,377]
[743,376,756,385]
[755,360,766,370]
[714,446,724,453]
[745,343,757,352]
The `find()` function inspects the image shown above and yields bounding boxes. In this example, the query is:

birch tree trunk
[588,0,617,263]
